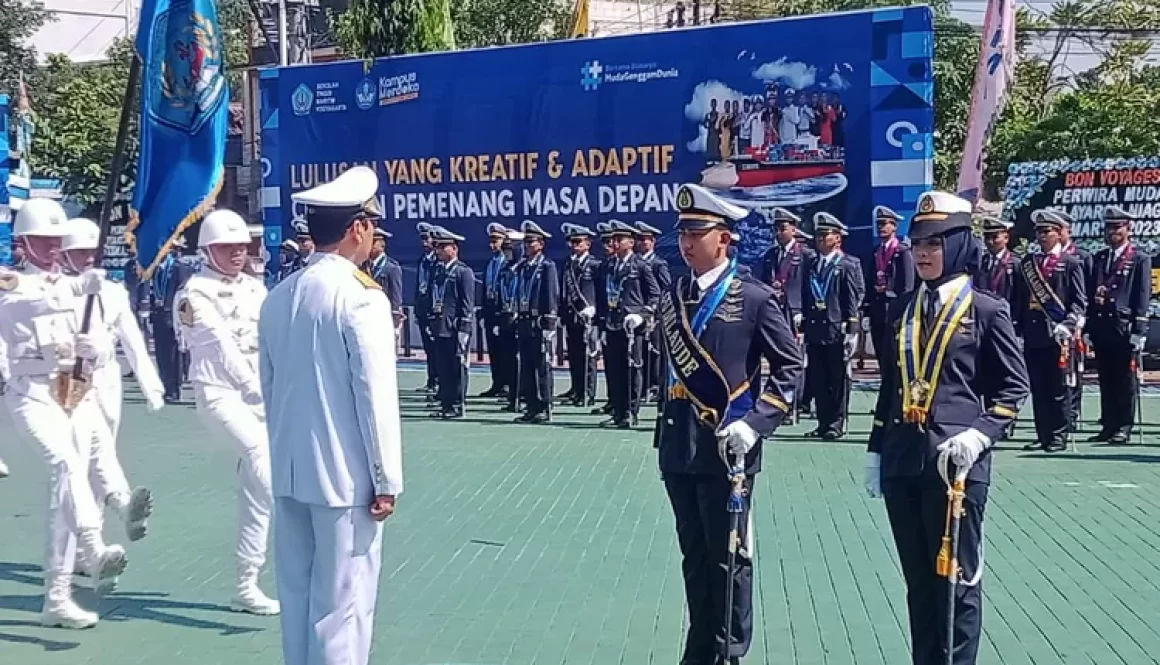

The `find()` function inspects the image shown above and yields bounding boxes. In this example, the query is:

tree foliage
[451,0,572,49]
[333,0,456,60]
[0,0,51,96]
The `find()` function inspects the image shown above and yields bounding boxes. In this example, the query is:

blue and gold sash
[661,262,753,431]
[899,278,974,428]
[1019,256,1068,323]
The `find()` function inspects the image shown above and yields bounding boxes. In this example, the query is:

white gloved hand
[843,333,858,357]
[716,420,760,463]
[1052,324,1072,343]
[74,333,114,368]
[581,306,596,320]
[861,317,870,333]
[492,326,500,336]
[1131,334,1145,352]
[793,313,803,329]
[145,391,165,413]
[79,269,106,296]
[936,428,990,470]
[625,313,644,331]
[864,452,882,499]
[1083,333,1092,348]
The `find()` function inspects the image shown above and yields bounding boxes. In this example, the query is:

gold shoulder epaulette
[354,269,382,290]
[0,270,18,292]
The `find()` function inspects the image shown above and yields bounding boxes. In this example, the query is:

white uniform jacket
[258,253,403,508]
[176,267,266,401]
[72,280,164,397]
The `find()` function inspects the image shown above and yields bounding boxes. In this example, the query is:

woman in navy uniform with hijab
[866,191,1029,665]
[656,184,802,665]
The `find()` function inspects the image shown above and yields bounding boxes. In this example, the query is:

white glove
[145,390,165,413]
[581,306,596,320]
[1131,334,1145,352]
[936,428,990,470]
[861,317,870,333]
[74,333,114,368]
[79,269,106,296]
[1082,333,1092,348]
[716,420,760,463]
[793,313,802,328]
[625,313,644,331]
[864,452,882,499]
[492,326,500,336]
[1052,324,1072,343]
[843,333,858,357]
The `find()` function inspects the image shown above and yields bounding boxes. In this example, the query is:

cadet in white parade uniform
[261,166,403,665]
[177,209,280,616]
[0,199,130,628]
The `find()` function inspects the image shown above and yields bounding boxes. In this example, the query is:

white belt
[7,357,67,377]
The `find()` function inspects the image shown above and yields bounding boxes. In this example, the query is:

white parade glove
[864,452,882,499]
[936,428,990,470]
[716,420,760,463]
[1052,324,1072,343]
[457,331,471,356]
[1082,333,1092,348]
[625,313,644,331]
[861,317,870,332]
[1131,334,1145,352]
[793,313,803,328]
[145,390,165,413]
[843,333,858,357]
[79,269,107,296]
[74,333,114,368]
[492,326,500,336]
[581,306,595,320]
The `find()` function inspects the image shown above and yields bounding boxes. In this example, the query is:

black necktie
[923,288,939,342]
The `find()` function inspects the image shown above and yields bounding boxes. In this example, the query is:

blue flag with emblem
[128,0,229,278]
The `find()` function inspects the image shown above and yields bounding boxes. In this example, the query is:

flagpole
[95,54,142,262]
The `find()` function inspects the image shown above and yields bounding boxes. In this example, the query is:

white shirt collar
[1047,243,1063,257]
[572,252,589,262]
[642,251,655,261]
[1112,243,1128,261]
[778,239,796,254]
[694,260,731,292]
[922,274,971,307]
[990,248,1008,262]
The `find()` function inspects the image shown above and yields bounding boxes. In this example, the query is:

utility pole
[692,0,701,26]
[277,0,288,65]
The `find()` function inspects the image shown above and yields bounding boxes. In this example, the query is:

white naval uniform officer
[0,199,130,628]
[177,209,280,616]
[260,166,403,665]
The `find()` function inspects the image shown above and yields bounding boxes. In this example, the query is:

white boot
[109,487,153,542]
[77,528,128,591]
[41,574,98,629]
[231,565,280,615]
[0,457,9,479]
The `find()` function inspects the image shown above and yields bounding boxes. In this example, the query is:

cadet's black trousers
[806,342,848,433]
[664,473,755,664]
[494,324,518,398]
[1026,344,1069,445]
[419,319,438,389]
[1093,336,1137,435]
[517,328,552,415]
[484,319,505,392]
[884,474,987,665]
[151,310,182,400]
[434,337,467,412]
[644,325,664,397]
[565,322,597,402]
[605,329,644,421]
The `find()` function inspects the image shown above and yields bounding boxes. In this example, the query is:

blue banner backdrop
[260,7,934,297]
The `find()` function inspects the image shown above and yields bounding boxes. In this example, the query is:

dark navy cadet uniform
[414,223,441,393]
[868,191,1029,665]
[151,243,195,402]
[365,227,404,328]
[800,212,865,439]
[1062,227,1094,434]
[864,205,915,364]
[514,220,559,423]
[656,184,803,665]
[972,217,1017,303]
[1012,209,1086,452]
[426,226,475,419]
[760,208,813,412]
[481,222,516,398]
[559,222,600,407]
[1087,205,1151,444]
[635,220,672,403]
[596,220,660,428]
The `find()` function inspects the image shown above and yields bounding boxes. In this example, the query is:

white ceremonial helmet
[198,209,252,247]
[14,199,70,238]
[61,218,102,252]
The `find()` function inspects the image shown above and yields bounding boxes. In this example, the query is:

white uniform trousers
[196,386,273,570]
[93,367,124,440]
[4,376,123,578]
[274,497,383,665]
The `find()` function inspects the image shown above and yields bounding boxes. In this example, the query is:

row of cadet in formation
[323,198,1150,452]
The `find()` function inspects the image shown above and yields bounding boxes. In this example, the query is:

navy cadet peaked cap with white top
[633,221,662,237]
[979,216,1013,234]
[486,222,510,240]
[607,220,637,236]
[674,183,748,231]
[874,205,902,223]
[561,222,596,239]
[813,212,849,236]
[428,226,465,245]
[373,227,392,239]
[1031,208,1073,230]
[771,207,801,225]
[521,220,551,239]
[1103,205,1134,224]
[596,222,613,238]
[291,166,383,239]
[908,191,972,240]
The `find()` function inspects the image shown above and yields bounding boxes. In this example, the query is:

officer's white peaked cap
[1103,205,1134,223]
[374,227,392,239]
[199,209,252,247]
[521,220,551,239]
[14,198,69,238]
[596,222,613,237]
[910,191,972,239]
[813,212,849,236]
[874,205,902,222]
[607,220,637,236]
[633,221,662,237]
[978,216,1013,233]
[292,166,383,217]
[487,222,510,239]
[428,226,465,244]
[281,239,300,252]
[562,222,596,239]
[675,184,748,230]
[771,207,801,225]
[1031,208,1073,229]
[61,218,102,252]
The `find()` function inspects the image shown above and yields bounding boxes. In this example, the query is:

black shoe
[805,428,822,438]
[1044,440,1067,452]
[600,417,622,428]
[1087,431,1113,443]
[1022,441,1044,451]
[591,404,612,415]
[478,387,503,398]
[556,391,576,401]
[528,411,551,424]
[441,409,463,420]
[1108,431,1130,444]
[821,430,844,441]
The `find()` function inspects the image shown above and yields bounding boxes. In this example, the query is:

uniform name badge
[815,299,826,311]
